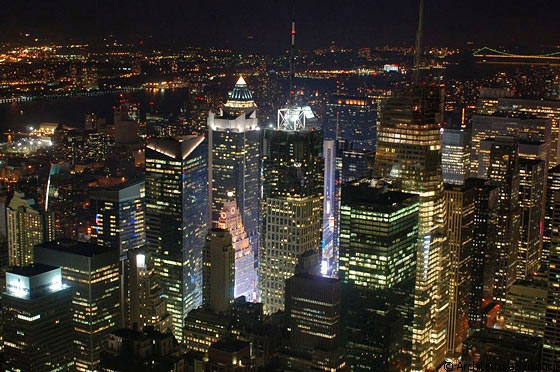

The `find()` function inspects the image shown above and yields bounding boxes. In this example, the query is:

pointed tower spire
[289,19,296,105]
[413,0,425,86]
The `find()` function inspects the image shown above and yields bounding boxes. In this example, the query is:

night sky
[2,0,560,52]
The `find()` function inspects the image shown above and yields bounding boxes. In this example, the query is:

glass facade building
[145,135,208,340]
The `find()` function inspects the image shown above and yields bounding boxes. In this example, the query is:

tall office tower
[127,248,172,333]
[2,264,73,372]
[544,165,560,272]
[340,148,374,183]
[503,278,547,337]
[260,128,323,314]
[91,179,145,258]
[217,198,255,301]
[203,228,235,313]
[544,166,560,363]
[145,135,208,339]
[114,102,140,145]
[517,158,544,279]
[324,95,377,151]
[91,180,146,327]
[207,76,260,273]
[468,179,499,330]
[34,240,120,372]
[322,139,336,271]
[339,180,418,370]
[478,137,520,305]
[284,253,345,371]
[496,98,560,167]
[374,85,449,370]
[7,191,55,267]
[471,114,551,177]
[443,183,474,357]
[441,128,471,185]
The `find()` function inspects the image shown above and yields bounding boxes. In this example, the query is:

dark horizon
[2,0,560,52]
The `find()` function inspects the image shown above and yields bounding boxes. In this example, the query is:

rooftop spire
[413,0,425,86]
[235,76,247,86]
[289,19,296,105]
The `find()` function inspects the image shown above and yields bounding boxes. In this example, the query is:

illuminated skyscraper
[91,180,146,326]
[339,180,418,370]
[471,114,551,177]
[34,240,120,372]
[284,251,345,370]
[7,191,55,267]
[544,165,560,272]
[324,95,378,151]
[208,77,260,276]
[203,228,235,313]
[217,198,255,301]
[478,137,520,305]
[91,179,145,258]
[322,139,336,271]
[517,158,544,279]
[444,183,474,357]
[496,98,560,167]
[145,135,208,340]
[504,278,547,337]
[544,165,560,364]
[374,85,449,370]
[127,248,172,333]
[442,128,471,185]
[260,128,323,314]
[468,179,499,330]
[2,264,73,372]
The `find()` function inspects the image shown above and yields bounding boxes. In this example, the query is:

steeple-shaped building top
[224,76,256,115]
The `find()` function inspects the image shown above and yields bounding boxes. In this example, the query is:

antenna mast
[413,0,424,86]
[289,19,296,105]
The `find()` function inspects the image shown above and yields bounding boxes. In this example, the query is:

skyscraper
[444,183,474,357]
[339,179,418,370]
[471,114,551,177]
[203,228,235,313]
[284,251,345,371]
[374,84,449,370]
[495,98,560,167]
[324,95,377,151]
[7,191,55,267]
[260,128,323,314]
[127,248,172,333]
[217,197,255,301]
[517,158,544,279]
[91,179,145,258]
[544,165,560,272]
[479,137,520,305]
[2,264,73,372]
[504,278,547,337]
[34,240,120,372]
[91,180,146,327]
[145,135,208,339]
[208,76,260,272]
[442,128,471,185]
[468,179,499,331]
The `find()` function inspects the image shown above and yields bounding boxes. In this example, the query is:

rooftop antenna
[289,19,296,105]
[413,0,425,86]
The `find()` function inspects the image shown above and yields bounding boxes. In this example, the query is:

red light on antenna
[291,30,296,35]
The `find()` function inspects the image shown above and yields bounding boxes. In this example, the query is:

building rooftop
[209,337,249,353]
[8,263,59,278]
[35,239,115,257]
[342,179,418,212]
[146,135,204,160]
